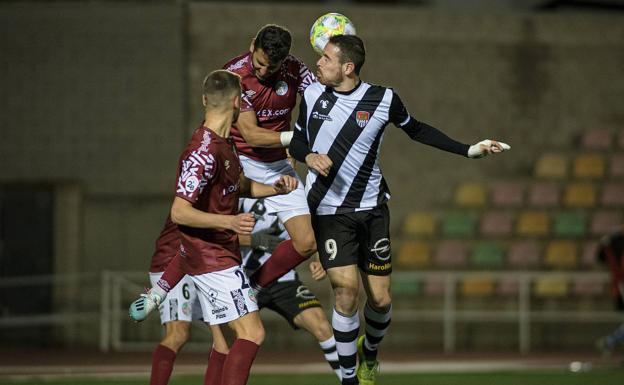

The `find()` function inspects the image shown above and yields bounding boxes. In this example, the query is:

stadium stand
[470,242,505,269]
[544,240,578,269]
[397,241,431,268]
[508,240,541,269]
[573,153,605,179]
[601,182,624,205]
[479,211,514,237]
[402,211,436,237]
[491,181,524,206]
[589,211,621,236]
[454,182,486,207]
[434,240,468,268]
[534,276,569,297]
[563,182,596,207]
[552,212,587,237]
[527,182,560,207]
[581,129,612,150]
[609,153,624,178]
[441,212,477,237]
[517,211,550,237]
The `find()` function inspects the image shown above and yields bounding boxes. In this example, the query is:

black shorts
[313,204,392,276]
[257,278,322,329]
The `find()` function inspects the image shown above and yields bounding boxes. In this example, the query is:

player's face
[316,43,344,87]
[251,48,282,81]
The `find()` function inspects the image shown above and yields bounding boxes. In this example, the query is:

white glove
[468,139,511,159]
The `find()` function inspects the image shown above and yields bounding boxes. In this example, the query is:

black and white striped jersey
[290,81,469,216]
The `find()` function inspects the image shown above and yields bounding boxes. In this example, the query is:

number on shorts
[325,239,338,261]
[235,269,250,289]
[182,283,190,300]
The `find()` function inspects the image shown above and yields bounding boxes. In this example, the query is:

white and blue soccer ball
[309,13,357,55]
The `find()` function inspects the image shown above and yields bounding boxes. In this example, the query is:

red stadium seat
[581,129,613,150]
[508,240,541,268]
[491,182,524,206]
[601,183,624,206]
[528,182,560,207]
[434,240,468,268]
[580,241,600,268]
[480,211,513,237]
[590,211,622,236]
[609,153,624,178]
[572,277,604,296]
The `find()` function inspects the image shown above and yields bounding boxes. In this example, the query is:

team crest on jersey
[275,80,288,96]
[245,90,256,98]
[184,176,199,193]
[356,111,370,128]
[224,160,230,170]
[320,100,329,109]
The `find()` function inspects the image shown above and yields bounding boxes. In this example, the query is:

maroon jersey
[174,125,243,275]
[223,52,315,162]
[149,216,179,273]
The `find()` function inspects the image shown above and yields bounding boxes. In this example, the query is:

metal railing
[1,270,621,354]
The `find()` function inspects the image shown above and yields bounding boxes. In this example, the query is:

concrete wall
[1,1,623,348]
[0,3,185,277]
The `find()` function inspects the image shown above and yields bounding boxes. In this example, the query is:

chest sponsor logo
[257,108,290,118]
[311,111,332,121]
[371,238,391,261]
[275,80,288,96]
[230,289,249,317]
[356,111,370,128]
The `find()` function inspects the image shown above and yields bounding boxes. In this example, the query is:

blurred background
[1,0,623,363]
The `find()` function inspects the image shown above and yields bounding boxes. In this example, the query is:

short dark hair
[202,70,241,107]
[329,34,365,75]
[253,24,292,64]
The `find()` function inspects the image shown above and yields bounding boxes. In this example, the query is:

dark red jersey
[223,52,315,162]
[174,125,243,275]
[149,216,178,273]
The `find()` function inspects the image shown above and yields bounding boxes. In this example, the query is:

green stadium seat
[392,278,421,296]
[471,242,505,269]
[441,212,476,237]
[553,212,587,237]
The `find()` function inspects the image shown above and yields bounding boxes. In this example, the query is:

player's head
[202,70,242,122]
[316,34,365,87]
[250,24,292,80]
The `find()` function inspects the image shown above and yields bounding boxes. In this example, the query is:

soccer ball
[309,13,357,55]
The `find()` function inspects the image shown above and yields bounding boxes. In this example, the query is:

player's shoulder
[302,80,324,97]
[186,126,220,155]
[223,52,251,75]
[283,54,306,69]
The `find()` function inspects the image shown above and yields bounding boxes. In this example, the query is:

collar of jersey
[327,80,363,96]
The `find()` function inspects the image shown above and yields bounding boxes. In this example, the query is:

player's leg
[314,212,362,385]
[250,213,317,288]
[327,266,361,385]
[356,205,393,385]
[204,324,230,385]
[150,321,190,385]
[245,157,316,287]
[294,307,341,380]
[130,253,186,322]
[149,273,199,385]
[192,266,262,385]
[220,311,265,385]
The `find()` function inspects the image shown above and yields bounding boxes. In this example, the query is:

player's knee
[163,323,190,351]
[368,293,392,312]
[334,287,359,314]
[245,323,265,345]
[292,233,317,257]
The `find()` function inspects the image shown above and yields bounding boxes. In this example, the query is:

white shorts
[239,155,309,223]
[191,265,259,325]
[149,272,203,324]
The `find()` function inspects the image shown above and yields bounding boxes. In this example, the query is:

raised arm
[390,91,510,158]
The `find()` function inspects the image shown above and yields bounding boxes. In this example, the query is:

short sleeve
[175,145,217,203]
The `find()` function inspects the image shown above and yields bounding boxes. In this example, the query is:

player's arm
[238,173,298,198]
[390,91,510,158]
[289,96,333,176]
[235,110,293,148]
[170,197,255,235]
